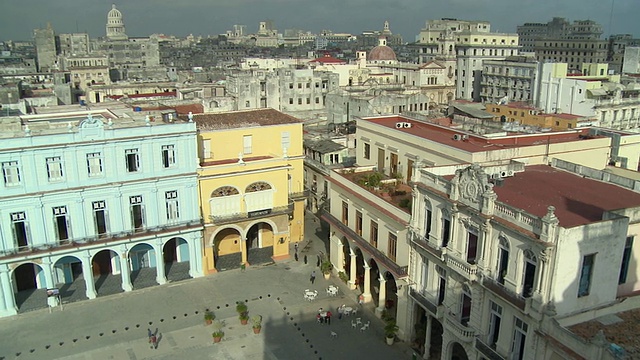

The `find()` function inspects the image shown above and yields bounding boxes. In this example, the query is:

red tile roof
[309,54,347,64]
[191,108,302,129]
[493,165,640,228]
[108,91,177,100]
[362,116,601,153]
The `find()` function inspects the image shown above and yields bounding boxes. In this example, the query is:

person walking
[294,252,299,261]
[326,311,332,325]
[147,328,153,343]
[337,305,343,320]
[310,270,316,284]
[150,334,157,349]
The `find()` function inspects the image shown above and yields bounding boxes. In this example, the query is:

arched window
[522,249,537,298]
[461,284,472,326]
[245,182,271,193]
[211,186,239,197]
[424,201,433,238]
[497,236,510,284]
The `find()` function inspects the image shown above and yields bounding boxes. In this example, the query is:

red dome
[368,45,396,61]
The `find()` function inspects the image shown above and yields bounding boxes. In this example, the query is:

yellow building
[193,109,306,274]
[487,102,592,130]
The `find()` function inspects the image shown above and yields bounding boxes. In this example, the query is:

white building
[0,110,203,317]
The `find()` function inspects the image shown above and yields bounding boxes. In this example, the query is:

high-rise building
[33,24,57,72]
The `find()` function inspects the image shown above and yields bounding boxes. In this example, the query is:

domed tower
[106,4,128,41]
[368,36,397,64]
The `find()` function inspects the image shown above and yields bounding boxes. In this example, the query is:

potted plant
[384,318,399,345]
[251,315,263,334]
[211,320,224,343]
[321,259,333,279]
[204,310,215,325]
[236,301,249,325]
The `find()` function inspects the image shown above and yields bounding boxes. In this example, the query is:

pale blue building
[0,110,203,317]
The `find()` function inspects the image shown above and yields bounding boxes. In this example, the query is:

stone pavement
[0,212,415,360]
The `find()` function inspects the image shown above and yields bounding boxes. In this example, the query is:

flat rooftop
[492,165,640,228]
[191,108,301,130]
[361,115,603,154]
[569,307,640,356]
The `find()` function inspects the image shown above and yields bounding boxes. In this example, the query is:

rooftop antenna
[607,0,615,36]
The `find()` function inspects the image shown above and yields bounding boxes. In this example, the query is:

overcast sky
[1,0,638,42]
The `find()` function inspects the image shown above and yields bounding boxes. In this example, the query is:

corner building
[194,109,306,273]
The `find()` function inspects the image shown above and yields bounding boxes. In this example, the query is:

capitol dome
[368,36,396,62]
[106,4,128,41]
[107,4,122,20]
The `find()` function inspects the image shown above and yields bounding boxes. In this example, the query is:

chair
[330,331,338,338]
[356,317,362,326]
[351,320,357,329]
[351,308,358,316]
[361,322,370,331]
[343,309,351,316]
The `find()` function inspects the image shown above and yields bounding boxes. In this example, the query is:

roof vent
[453,134,462,141]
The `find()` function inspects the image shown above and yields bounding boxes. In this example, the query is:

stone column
[241,238,248,265]
[349,252,357,290]
[422,315,432,359]
[0,266,16,316]
[82,254,97,299]
[190,233,204,277]
[376,275,387,316]
[41,260,58,307]
[362,263,372,302]
[120,252,133,292]
[155,242,167,285]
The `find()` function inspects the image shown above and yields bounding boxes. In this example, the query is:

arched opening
[245,182,274,213]
[13,263,46,312]
[213,227,243,271]
[53,255,86,304]
[92,249,122,297]
[210,186,241,219]
[384,271,398,318]
[412,304,429,356]
[451,342,469,360]
[355,248,365,293]
[246,222,275,265]
[164,237,191,282]
[129,243,155,289]
[369,258,380,307]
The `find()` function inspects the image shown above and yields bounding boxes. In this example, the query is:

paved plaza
[0,214,415,360]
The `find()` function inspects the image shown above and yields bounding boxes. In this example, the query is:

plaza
[0,214,414,360]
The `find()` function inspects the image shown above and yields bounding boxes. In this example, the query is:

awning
[587,88,608,97]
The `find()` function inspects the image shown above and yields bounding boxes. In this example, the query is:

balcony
[209,202,294,225]
[409,229,442,259]
[320,210,408,279]
[482,277,526,311]
[475,336,506,360]
[0,220,203,259]
[445,312,475,342]
[445,254,478,282]
[289,190,309,201]
[409,287,438,315]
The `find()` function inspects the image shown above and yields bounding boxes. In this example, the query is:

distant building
[622,46,640,74]
[33,24,57,72]
[480,55,540,104]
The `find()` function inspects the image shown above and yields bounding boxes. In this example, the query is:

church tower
[106,4,128,41]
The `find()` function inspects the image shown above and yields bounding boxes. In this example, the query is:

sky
[0,0,639,42]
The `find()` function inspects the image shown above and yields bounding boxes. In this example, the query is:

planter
[323,273,331,280]
[205,319,212,325]
[253,327,261,334]
[240,318,249,325]
[386,336,394,345]
[213,336,222,343]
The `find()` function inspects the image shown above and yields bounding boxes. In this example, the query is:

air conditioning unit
[403,122,412,128]
[395,122,404,128]
[461,134,469,140]
[507,170,515,177]
[453,134,462,141]
[491,173,502,180]
[500,171,508,178]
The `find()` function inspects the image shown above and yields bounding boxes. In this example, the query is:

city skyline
[0,0,638,42]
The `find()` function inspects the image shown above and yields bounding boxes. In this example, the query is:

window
[298,83,302,89]
[11,212,29,248]
[578,254,595,297]
[489,301,502,347]
[46,156,64,181]
[86,153,103,177]
[306,98,310,104]
[281,131,290,151]
[243,135,252,154]
[289,98,293,104]
[93,201,108,236]
[315,97,319,104]
[388,233,397,261]
[298,98,302,105]
[130,195,145,231]
[437,267,446,305]
[370,221,378,248]
[511,316,528,360]
[165,190,179,221]
[2,161,21,186]
[466,230,478,264]
[460,285,472,326]
[619,237,634,284]
[497,237,510,284]
[341,201,349,225]
[425,202,433,238]
[363,143,371,160]
[202,139,211,159]
[161,145,176,168]
[419,255,429,291]
[355,211,363,236]
[125,149,140,172]
[53,206,70,242]
[441,214,451,248]
[522,250,537,298]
